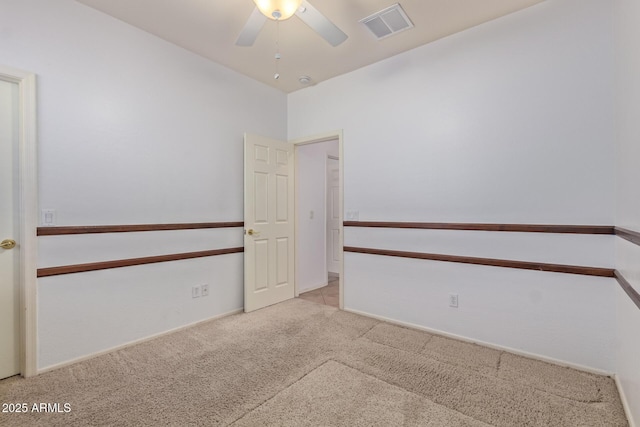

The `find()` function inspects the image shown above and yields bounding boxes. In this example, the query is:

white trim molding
[614,374,637,427]
[343,307,614,377]
[37,308,243,375]
[0,65,38,377]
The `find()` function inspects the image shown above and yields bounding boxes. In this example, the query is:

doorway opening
[293,132,343,309]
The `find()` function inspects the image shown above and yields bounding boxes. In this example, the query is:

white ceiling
[75,0,545,93]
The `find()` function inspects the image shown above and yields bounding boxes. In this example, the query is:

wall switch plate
[192,285,201,298]
[201,284,209,297]
[41,209,57,226]
[346,211,360,221]
[449,294,459,308]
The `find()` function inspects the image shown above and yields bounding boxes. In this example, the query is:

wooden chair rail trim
[37,247,244,278]
[343,221,614,235]
[614,271,640,310]
[343,246,615,278]
[37,222,244,236]
[615,227,640,247]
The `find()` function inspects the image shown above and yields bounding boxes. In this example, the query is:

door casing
[326,155,340,276]
[292,131,344,309]
[0,65,37,377]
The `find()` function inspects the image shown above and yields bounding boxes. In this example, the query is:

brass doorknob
[1,239,16,250]
[246,229,260,236]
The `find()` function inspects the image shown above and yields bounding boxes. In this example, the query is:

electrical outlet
[192,285,201,298]
[201,284,209,297]
[449,293,459,308]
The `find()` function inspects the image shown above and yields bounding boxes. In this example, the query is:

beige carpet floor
[0,299,628,426]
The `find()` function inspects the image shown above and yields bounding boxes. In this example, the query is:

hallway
[298,276,339,308]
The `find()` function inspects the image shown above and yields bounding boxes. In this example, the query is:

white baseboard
[614,374,637,427]
[37,308,243,375]
[343,307,613,376]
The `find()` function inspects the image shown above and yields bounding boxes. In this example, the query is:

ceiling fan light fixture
[253,0,303,21]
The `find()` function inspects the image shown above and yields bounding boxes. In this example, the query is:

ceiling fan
[236,0,348,47]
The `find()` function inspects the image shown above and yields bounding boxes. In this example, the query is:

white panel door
[326,157,340,274]
[0,79,19,379]
[244,133,295,312]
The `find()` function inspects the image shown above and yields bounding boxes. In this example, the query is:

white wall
[0,0,287,369]
[345,253,615,371]
[290,0,614,225]
[615,240,640,425]
[614,0,640,423]
[289,0,617,371]
[296,140,339,292]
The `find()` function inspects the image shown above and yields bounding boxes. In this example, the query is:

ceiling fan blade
[296,1,348,47]
[236,7,267,47]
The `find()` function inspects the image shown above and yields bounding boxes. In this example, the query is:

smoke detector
[360,3,414,40]
[299,76,312,85]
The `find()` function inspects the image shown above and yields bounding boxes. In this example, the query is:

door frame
[0,65,37,377]
[291,130,344,309]
[325,154,340,277]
